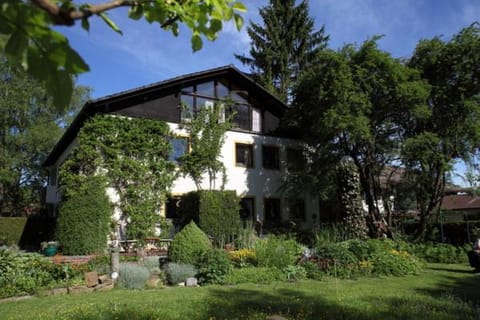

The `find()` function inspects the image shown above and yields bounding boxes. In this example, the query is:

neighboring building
[43,66,319,234]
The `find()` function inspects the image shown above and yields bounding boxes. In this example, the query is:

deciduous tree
[404,23,480,239]
[287,40,429,236]
[0,58,90,216]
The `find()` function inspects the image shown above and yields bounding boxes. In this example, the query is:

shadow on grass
[203,284,479,320]
[203,286,371,320]
[415,266,480,305]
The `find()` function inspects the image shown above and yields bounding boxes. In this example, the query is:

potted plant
[41,241,59,256]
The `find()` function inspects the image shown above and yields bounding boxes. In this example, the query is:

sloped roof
[44,65,288,167]
[441,193,480,211]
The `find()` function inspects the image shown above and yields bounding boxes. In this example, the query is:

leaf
[98,12,123,35]
[232,2,247,13]
[191,33,202,52]
[81,18,90,32]
[233,13,244,31]
[49,71,74,111]
[5,31,28,59]
[128,5,143,20]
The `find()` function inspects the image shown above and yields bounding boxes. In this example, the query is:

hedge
[179,190,240,246]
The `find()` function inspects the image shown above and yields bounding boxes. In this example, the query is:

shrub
[163,262,197,285]
[0,248,63,298]
[56,176,110,255]
[198,190,240,247]
[224,267,284,285]
[179,191,241,247]
[195,249,232,285]
[284,265,307,281]
[371,249,423,276]
[301,261,324,280]
[413,243,468,263]
[168,221,212,265]
[315,242,358,278]
[86,255,111,274]
[118,263,150,290]
[254,235,302,269]
[228,248,257,267]
[142,256,161,273]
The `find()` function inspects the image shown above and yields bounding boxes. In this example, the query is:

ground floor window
[165,195,181,220]
[289,198,306,222]
[264,198,281,229]
[240,197,255,226]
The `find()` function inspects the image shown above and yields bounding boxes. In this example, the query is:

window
[168,137,188,163]
[180,94,194,121]
[286,148,304,171]
[235,143,254,168]
[289,198,305,222]
[264,198,281,227]
[239,197,255,225]
[262,146,280,170]
[196,81,214,97]
[252,108,262,132]
[166,195,181,220]
[231,104,250,130]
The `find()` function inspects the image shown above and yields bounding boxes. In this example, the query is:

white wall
[169,123,319,229]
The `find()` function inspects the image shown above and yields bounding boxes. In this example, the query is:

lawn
[0,263,478,320]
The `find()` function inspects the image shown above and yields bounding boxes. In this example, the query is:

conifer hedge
[56,177,111,255]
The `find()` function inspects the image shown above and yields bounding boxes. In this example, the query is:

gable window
[252,108,262,132]
[168,137,188,163]
[289,198,306,222]
[264,198,281,227]
[231,104,250,130]
[262,145,280,170]
[180,94,194,121]
[235,143,254,168]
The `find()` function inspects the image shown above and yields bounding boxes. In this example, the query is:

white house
[43,66,320,233]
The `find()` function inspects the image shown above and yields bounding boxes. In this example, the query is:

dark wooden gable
[44,66,288,167]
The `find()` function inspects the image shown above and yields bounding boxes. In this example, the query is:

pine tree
[235,0,328,102]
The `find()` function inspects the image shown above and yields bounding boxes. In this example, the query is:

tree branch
[31,0,136,26]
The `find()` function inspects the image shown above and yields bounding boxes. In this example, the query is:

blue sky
[57,0,479,185]
[59,0,480,99]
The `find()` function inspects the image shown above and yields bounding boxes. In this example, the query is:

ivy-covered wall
[59,114,177,244]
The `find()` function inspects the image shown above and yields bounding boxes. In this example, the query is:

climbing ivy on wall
[179,102,233,190]
[336,158,369,240]
[60,114,176,241]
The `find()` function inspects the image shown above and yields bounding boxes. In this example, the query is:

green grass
[0,263,479,320]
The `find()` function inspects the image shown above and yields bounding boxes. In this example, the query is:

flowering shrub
[228,248,257,267]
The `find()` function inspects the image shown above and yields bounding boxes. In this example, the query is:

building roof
[43,65,288,167]
[441,193,480,211]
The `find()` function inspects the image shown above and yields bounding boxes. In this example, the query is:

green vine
[336,158,369,240]
[179,102,233,190]
[60,115,176,242]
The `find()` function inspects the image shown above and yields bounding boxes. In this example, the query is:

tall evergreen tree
[235,0,329,102]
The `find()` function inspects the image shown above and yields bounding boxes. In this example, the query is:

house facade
[43,66,319,233]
